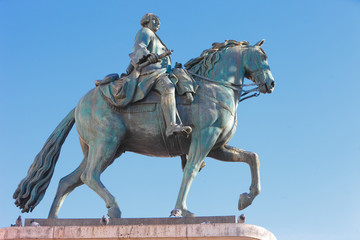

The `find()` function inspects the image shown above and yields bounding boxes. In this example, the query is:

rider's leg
[153,76,192,137]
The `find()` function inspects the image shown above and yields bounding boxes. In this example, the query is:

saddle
[97,65,198,109]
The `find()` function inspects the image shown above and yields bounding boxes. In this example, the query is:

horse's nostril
[271,81,275,88]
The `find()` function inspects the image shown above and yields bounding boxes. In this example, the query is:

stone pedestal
[0,217,277,240]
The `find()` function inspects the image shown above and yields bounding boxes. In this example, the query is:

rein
[188,71,261,102]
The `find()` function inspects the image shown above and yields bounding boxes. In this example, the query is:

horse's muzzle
[266,80,275,93]
[264,70,275,93]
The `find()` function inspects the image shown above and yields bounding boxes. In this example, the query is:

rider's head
[141,13,160,32]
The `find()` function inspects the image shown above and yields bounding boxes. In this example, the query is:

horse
[14,39,275,218]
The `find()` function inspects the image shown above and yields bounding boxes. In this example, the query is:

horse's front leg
[208,144,261,210]
[175,127,222,217]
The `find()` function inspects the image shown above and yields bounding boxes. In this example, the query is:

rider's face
[148,17,160,32]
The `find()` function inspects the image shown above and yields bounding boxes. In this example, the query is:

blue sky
[1,0,359,239]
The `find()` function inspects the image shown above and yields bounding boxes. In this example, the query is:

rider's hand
[147,53,159,64]
[185,92,194,104]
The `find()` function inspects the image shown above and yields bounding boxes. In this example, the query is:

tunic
[130,27,172,102]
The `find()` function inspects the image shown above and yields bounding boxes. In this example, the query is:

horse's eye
[259,49,268,61]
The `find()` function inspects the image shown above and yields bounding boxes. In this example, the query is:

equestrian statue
[14,13,275,218]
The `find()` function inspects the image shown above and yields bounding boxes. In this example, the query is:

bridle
[188,70,265,102]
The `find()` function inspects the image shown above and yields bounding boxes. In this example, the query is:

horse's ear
[255,39,265,47]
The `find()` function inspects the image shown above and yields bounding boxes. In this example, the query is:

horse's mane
[184,40,250,76]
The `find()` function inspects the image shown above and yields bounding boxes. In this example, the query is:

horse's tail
[13,108,76,213]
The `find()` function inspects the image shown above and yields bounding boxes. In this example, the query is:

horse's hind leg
[80,140,121,218]
[48,138,88,218]
[48,159,86,218]
[208,144,261,210]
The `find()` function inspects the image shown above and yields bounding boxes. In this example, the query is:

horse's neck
[220,47,245,85]
[196,75,241,113]
[207,49,244,105]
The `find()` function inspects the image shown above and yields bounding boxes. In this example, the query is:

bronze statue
[13,13,275,218]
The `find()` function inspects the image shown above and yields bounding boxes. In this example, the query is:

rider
[129,13,192,137]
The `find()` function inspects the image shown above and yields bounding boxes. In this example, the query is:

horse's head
[243,40,275,94]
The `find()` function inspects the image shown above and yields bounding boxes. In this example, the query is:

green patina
[14,14,275,218]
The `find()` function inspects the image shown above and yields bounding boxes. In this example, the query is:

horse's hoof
[181,209,195,217]
[108,207,122,218]
[238,193,253,210]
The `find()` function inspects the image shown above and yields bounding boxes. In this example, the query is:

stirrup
[166,124,192,137]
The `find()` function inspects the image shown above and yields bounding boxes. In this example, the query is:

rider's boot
[161,92,192,137]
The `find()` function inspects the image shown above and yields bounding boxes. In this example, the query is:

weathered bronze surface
[13,13,275,218]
